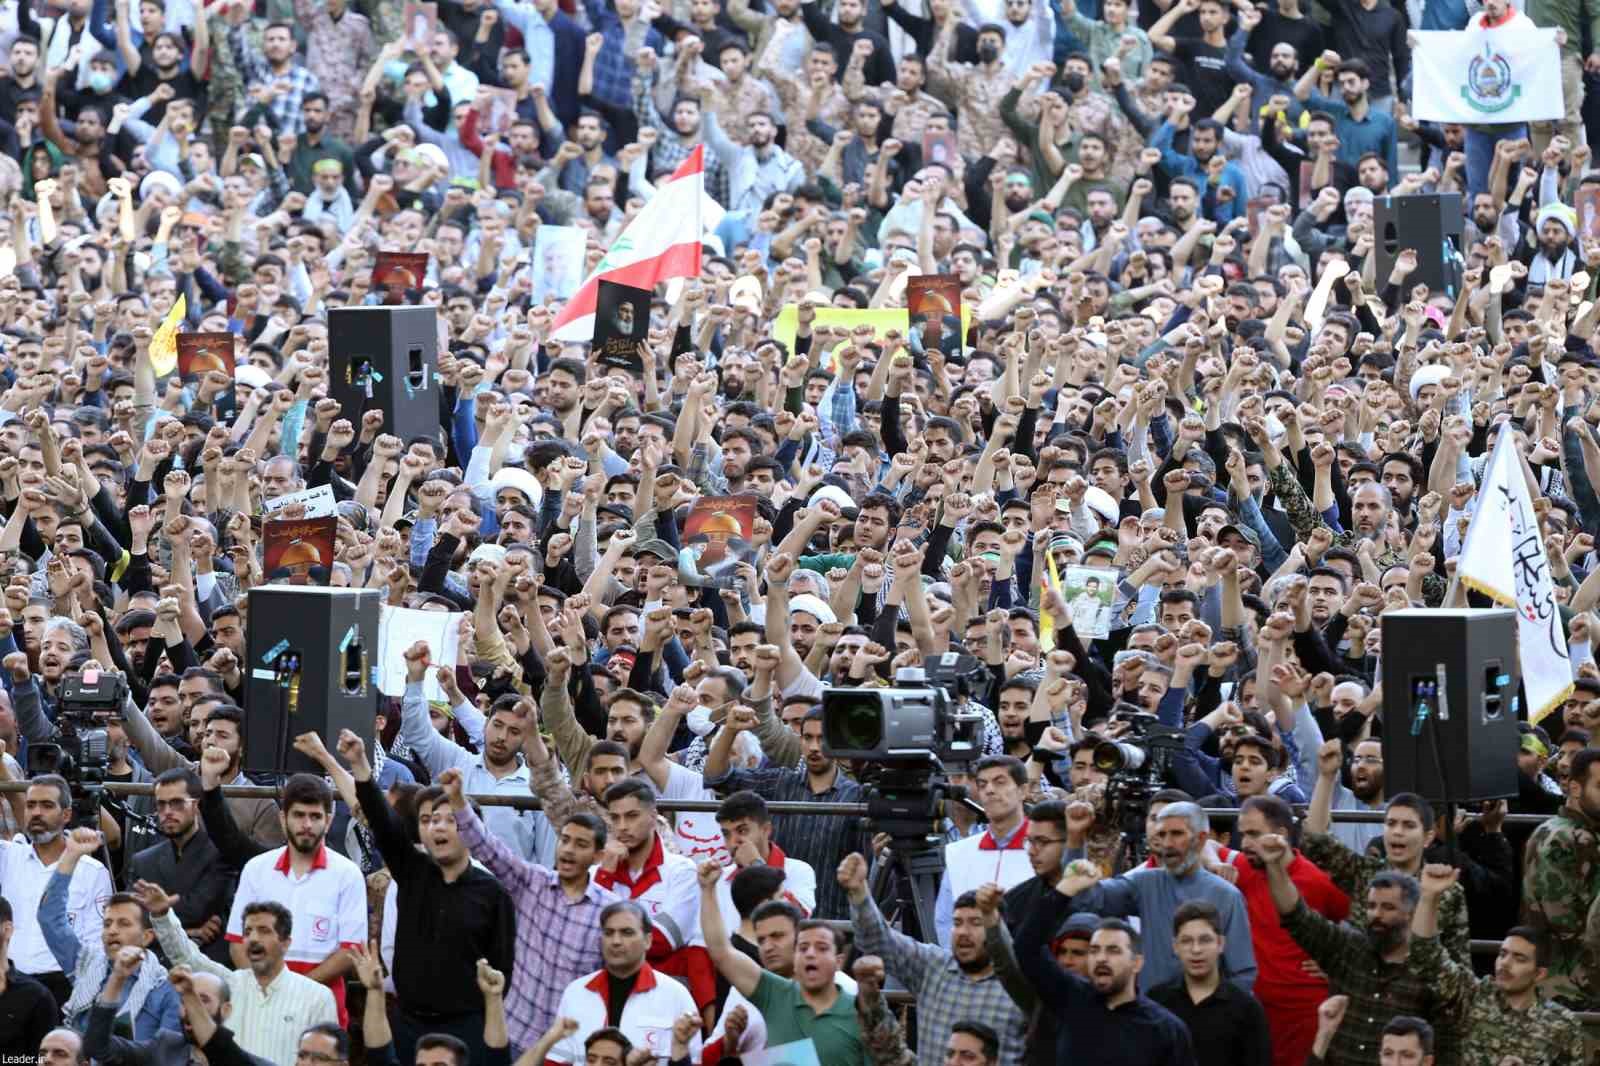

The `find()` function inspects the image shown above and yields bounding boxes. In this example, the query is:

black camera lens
[824,692,885,752]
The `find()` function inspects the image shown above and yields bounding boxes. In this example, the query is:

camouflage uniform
[1070,780,1130,876]
[1410,931,1586,1066]
[206,11,249,159]
[1268,463,1410,575]
[856,984,916,1066]
[1301,831,1473,965]
[1523,804,1600,1008]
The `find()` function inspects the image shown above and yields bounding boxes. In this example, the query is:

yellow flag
[1039,549,1062,649]
[149,294,186,377]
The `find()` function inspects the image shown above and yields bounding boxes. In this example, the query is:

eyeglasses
[1351,756,1383,766]
[1025,836,1065,849]
[154,798,194,810]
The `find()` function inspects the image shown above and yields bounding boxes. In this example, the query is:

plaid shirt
[582,0,661,111]
[850,892,1030,1066]
[1280,899,1456,1066]
[229,24,323,137]
[455,804,612,1053]
[633,70,728,204]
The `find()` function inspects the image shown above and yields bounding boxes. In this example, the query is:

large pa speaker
[243,586,381,775]
[327,306,439,443]
[1380,608,1520,802]
[1375,193,1464,295]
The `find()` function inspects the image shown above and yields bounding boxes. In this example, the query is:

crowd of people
[5,0,1600,1063]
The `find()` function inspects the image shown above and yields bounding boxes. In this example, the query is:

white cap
[789,593,837,625]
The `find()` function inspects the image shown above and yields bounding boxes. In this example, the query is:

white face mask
[686,705,717,737]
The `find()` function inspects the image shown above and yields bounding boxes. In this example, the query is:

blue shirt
[1150,122,1250,224]
[1307,90,1399,179]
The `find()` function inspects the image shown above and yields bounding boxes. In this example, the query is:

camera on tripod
[1093,707,1186,778]
[820,654,991,940]
[28,667,128,825]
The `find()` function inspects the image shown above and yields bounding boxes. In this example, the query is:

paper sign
[1061,565,1119,639]
[402,1,438,51]
[530,225,587,303]
[372,252,430,305]
[679,494,757,588]
[476,86,520,136]
[922,129,959,169]
[377,604,463,700]
[1579,185,1600,240]
[176,332,235,379]
[593,279,650,372]
[905,274,961,356]
[262,516,336,586]
[748,1038,822,1066]
[262,483,337,519]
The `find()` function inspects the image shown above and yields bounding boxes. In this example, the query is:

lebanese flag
[550,145,706,342]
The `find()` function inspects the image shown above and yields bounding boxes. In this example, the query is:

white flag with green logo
[1413,25,1564,124]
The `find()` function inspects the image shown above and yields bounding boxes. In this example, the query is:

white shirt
[714,846,817,934]
[592,836,702,955]
[225,844,367,970]
[0,837,112,974]
[153,908,338,1066]
[660,760,729,866]
[547,964,702,1065]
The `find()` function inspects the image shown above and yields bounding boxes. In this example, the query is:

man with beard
[838,852,1027,1066]
[0,775,114,1006]
[287,94,358,199]
[539,648,651,795]
[1149,901,1271,1066]
[1410,865,1584,1066]
[228,22,322,137]
[139,880,337,1066]
[128,769,233,967]
[42,828,181,1038]
[1051,802,1256,991]
[1315,734,1387,853]
[1014,897,1197,1066]
[1522,747,1600,1007]
[219,773,363,1027]
[1256,832,1453,1066]
[123,701,285,850]
[1227,25,1302,119]
[1304,745,1474,963]
[1292,56,1398,177]
[705,705,868,920]
[1153,116,1248,224]
[86,962,271,1066]
[701,105,803,230]
[1518,203,1580,287]
[1226,795,1350,1066]
[85,705,159,876]
[399,640,555,863]
[555,111,618,195]
[0,36,41,125]
[337,729,514,1062]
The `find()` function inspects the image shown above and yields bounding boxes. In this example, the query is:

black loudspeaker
[327,306,438,443]
[1380,608,1520,802]
[244,586,381,775]
[1375,193,1465,295]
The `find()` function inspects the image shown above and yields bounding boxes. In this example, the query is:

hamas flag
[1413,24,1564,124]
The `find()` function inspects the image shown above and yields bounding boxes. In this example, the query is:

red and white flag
[550,145,705,342]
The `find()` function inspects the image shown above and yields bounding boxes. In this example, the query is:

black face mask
[977,43,1000,63]
[1061,72,1085,93]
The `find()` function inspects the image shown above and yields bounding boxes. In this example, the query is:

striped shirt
[705,764,869,920]
[152,908,338,1066]
[850,893,1030,1066]
[455,802,612,1055]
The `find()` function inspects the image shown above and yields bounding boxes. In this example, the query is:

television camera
[1093,705,1187,864]
[26,667,130,827]
[821,652,989,939]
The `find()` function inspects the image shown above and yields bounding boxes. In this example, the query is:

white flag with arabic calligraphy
[1412,24,1564,125]
[1456,423,1572,722]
